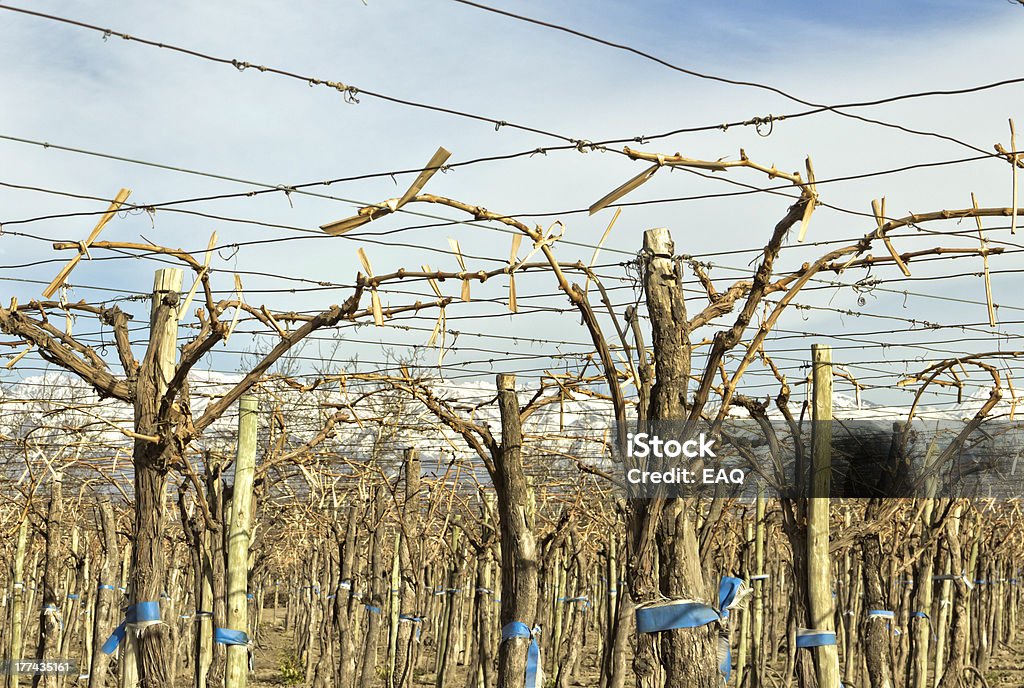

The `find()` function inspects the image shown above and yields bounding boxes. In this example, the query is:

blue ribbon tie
[634,577,743,681]
[215,627,249,646]
[501,622,541,688]
[796,628,837,649]
[101,601,161,655]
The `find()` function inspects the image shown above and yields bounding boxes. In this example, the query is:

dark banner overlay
[611,419,1024,499]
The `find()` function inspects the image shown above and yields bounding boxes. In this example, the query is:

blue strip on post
[636,601,719,633]
[501,622,541,688]
[214,627,249,646]
[559,595,590,610]
[101,623,127,655]
[399,614,425,639]
[718,577,743,620]
[365,605,382,614]
[100,601,161,655]
[635,577,743,682]
[796,629,836,649]
[911,611,937,640]
[98,584,115,592]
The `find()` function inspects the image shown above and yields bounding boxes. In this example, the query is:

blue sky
[1,0,1023,414]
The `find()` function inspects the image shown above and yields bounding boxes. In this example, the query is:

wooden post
[387,532,401,688]
[434,522,461,688]
[197,528,214,688]
[599,531,618,687]
[225,395,258,688]
[88,496,118,688]
[736,521,752,688]
[118,542,138,688]
[394,447,421,688]
[473,495,497,688]
[750,485,765,687]
[331,508,358,687]
[205,458,227,688]
[129,267,183,685]
[808,344,839,688]
[494,373,540,688]
[34,474,64,688]
[358,489,386,688]
[910,498,936,688]
[639,228,715,687]
[7,514,29,688]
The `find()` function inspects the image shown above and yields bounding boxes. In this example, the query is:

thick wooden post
[225,395,258,688]
[130,267,183,685]
[808,344,840,688]
[639,228,716,687]
[495,373,540,688]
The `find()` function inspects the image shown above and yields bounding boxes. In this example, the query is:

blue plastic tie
[796,629,836,649]
[635,577,742,681]
[501,622,541,688]
[101,601,161,655]
[215,627,249,646]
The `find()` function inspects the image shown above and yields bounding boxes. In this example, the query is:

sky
[1,0,1023,416]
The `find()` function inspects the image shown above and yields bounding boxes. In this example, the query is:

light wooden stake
[179,231,217,317]
[1007,371,1018,420]
[508,234,522,313]
[357,248,384,325]
[589,163,660,215]
[5,343,33,369]
[223,274,245,344]
[43,188,131,298]
[321,147,451,235]
[584,208,621,297]
[448,238,471,302]
[872,197,911,277]
[972,192,997,326]
[797,156,817,242]
[808,344,841,688]
[422,264,446,349]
